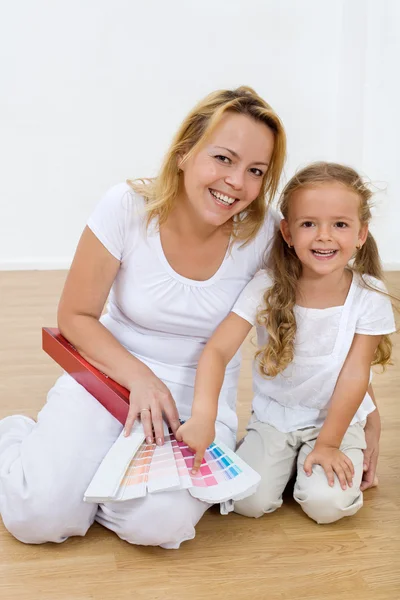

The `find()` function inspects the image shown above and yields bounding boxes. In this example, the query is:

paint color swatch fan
[84,421,260,505]
[41,327,260,505]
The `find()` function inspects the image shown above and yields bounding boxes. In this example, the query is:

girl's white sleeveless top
[232,270,396,432]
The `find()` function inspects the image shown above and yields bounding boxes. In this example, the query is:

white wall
[1,0,399,269]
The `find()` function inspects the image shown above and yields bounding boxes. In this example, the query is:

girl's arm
[176,312,252,472]
[361,384,381,490]
[303,333,382,489]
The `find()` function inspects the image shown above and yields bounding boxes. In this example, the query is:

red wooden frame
[42,327,129,425]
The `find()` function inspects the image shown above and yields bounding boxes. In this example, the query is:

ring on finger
[139,408,151,416]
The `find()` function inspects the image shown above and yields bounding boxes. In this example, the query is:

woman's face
[178,112,275,229]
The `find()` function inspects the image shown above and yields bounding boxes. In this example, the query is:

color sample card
[83,422,146,503]
[147,435,181,493]
[177,441,243,487]
[84,424,260,505]
[118,441,156,499]
[170,436,193,490]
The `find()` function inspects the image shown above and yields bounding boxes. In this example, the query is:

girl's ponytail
[353,231,383,279]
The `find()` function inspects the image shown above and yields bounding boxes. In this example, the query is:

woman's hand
[175,416,216,474]
[303,444,355,490]
[124,373,180,445]
[361,409,381,491]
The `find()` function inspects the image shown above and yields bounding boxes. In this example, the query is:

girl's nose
[316,226,332,241]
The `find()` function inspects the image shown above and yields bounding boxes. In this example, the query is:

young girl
[177,162,396,524]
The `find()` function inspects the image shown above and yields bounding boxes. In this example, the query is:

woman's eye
[214,155,231,164]
[250,168,263,177]
[335,221,348,228]
[301,221,314,228]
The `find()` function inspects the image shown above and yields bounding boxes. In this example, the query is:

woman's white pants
[0,374,234,549]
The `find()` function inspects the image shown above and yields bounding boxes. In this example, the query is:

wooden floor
[0,271,399,600]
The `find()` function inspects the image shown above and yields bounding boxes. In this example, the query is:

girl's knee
[234,492,282,518]
[294,481,363,524]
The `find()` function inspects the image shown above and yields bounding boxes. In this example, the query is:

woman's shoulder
[256,206,280,239]
[100,181,146,212]
[87,182,148,261]
[247,206,280,269]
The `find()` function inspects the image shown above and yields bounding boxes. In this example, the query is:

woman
[0,87,379,549]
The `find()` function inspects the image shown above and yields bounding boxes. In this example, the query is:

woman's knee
[2,496,97,544]
[99,490,208,548]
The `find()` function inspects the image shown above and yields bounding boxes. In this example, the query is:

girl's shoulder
[352,272,396,335]
[354,272,389,296]
[231,269,273,326]
[251,268,274,287]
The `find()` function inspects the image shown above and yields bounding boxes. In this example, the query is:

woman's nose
[224,168,245,190]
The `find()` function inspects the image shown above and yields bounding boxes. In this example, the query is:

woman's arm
[303,333,382,489]
[176,312,252,471]
[58,227,180,443]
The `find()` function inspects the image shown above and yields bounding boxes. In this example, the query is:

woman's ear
[177,148,189,172]
[280,219,292,247]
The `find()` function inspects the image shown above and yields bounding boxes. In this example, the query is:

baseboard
[382,262,400,271]
[0,258,71,271]
[0,259,399,272]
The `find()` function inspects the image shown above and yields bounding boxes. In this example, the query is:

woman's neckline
[151,224,233,287]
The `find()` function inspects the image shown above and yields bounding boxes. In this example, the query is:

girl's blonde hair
[256,161,394,377]
[128,86,286,244]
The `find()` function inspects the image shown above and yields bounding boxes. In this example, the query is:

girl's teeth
[210,189,236,205]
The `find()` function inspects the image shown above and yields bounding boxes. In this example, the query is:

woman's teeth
[210,189,237,206]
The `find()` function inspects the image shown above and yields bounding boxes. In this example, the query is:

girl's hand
[175,416,216,474]
[124,374,180,445]
[303,445,355,490]
[361,415,380,491]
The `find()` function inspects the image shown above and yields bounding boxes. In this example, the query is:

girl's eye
[301,221,314,228]
[249,167,264,177]
[335,221,348,228]
[214,155,231,164]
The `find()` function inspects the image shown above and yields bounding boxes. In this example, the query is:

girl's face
[178,112,275,229]
[280,182,369,278]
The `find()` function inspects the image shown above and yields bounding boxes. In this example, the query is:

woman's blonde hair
[128,86,286,244]
[256,161,395,377]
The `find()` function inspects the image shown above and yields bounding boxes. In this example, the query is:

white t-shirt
[87,183,278,432]
[232,270,396,432]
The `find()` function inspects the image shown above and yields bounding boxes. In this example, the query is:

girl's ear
[280,219,292,246]
[358,223,369,247]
